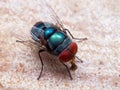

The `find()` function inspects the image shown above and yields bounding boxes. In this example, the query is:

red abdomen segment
[59,42,78,62]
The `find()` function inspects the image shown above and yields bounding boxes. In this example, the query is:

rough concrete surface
[0,0,120,90]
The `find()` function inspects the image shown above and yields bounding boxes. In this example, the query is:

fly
[16,0,87,80]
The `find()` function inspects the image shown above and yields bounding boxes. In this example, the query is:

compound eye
[59,49,73,62]
[59,42,78,62]
[69,42,78,54]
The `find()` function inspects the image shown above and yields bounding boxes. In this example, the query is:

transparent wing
[8,0,67,48]
[8,0,87,48]
[7,0,43,48]
[36,0,87,41]
[36,0,66,31]
[8,0,65,40]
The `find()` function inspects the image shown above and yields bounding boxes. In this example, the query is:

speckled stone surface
[0,0,120,90]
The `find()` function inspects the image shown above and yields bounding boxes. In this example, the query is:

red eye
[69,42,78,54]
[59,42,78,62]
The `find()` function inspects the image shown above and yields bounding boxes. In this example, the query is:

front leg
[62,63,73,80]
[37,47,46,80]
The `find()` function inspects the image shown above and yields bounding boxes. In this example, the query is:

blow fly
[16,0,87,80]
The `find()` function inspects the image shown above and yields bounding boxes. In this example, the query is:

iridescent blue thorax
[31,22,72,55]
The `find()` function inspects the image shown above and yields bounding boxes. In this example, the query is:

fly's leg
[16,40,46,80]
[62,63,73,80]
[75,56,83,63]
[64,29,87,41]
[16,40,40,47]
[37,48,46,80]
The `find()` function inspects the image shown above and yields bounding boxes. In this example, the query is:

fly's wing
[10,26,40,48]
[36,0,88,41]
[8,0,66,48]
[8,0,44,48]
[36,0,66,31]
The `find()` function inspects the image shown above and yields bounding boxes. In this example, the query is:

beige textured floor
[0,0,120,90]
